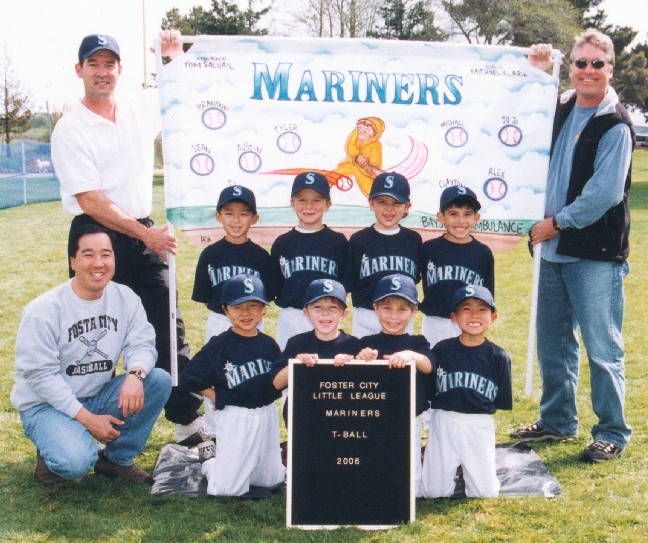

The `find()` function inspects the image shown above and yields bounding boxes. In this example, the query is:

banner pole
[525,242,542,396]
[167,228,179,386]
[154,36,179,386]
[524,50,562,396]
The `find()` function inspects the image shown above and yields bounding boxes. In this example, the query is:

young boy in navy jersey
[192,185,272,437]
[339,274,432,496]
[346,172,421,337]
[418,285,512,498]
[192,185,272,341]
[270,172,348,349]
[419,185,494,347]
[272,279,360,425]
[181,274,285,497]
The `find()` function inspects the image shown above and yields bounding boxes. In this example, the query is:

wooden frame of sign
[286,360,416,529]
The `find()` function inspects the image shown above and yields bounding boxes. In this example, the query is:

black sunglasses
[573,58,607,69]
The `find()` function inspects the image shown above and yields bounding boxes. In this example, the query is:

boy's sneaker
[197,439,216,463]
[581,440,623,463]
[174,415,205,447]
[510,422,571,442]
[34,453,65,484]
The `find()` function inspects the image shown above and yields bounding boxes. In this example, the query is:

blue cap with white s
[303,279,347,307]
[78,34,121,62]
[451,285,495,312]
[440,185,481,211]
[221,274,268,306]
[369,172,410,203]
[291,171,330,199]
[373,274,418,305]
[216,185,257,214]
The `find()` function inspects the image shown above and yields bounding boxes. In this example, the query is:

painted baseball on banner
[445,126,468,147]
[201,107,227,130]
[277,131,302,154]
[483,177,508,201]
[239,151,262,173]
[498,124,523,147]
[190,153,215,176]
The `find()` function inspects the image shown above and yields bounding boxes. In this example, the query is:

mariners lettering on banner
[425,260,484,287]
[250,63,464,106]
[436,367,498,402]
[208,264,261,287]
[278,255,338,279]
[359,254,417,279]
[224,359,274,388]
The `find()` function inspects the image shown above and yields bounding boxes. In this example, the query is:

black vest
[550,95,634,262]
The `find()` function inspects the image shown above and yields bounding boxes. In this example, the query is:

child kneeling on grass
[418,285,512,498]
[180,274,285,497]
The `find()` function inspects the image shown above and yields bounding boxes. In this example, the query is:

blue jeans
[536,259,631,448]
[20,368,171,479]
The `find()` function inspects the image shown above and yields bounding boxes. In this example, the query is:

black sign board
[287,361,415,529]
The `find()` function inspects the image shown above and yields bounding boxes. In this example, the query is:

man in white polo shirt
[52,31,204,446]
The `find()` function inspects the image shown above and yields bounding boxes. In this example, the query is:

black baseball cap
[216,185,257,214]
[440,185,481,211]
[221,274,268,306]
[373,274,418,305]
[291,171,331,199]
[451,285,496,312]
[369,172,410,203]
[78,34,120,63]
[303,279,347,307]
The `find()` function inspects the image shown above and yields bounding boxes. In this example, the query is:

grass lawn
[0,151,647,542]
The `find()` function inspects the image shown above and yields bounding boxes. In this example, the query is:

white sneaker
[174,415,205,447]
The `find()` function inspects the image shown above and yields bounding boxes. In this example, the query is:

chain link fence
[0,142,60,209]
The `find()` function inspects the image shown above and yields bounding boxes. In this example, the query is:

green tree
[1,47,32,145]
[368,0,446,41]
[439,0,580,49]
[162,0,269,38]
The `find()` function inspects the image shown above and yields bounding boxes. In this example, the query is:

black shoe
[581,440,623,463]
[510,422,572,442]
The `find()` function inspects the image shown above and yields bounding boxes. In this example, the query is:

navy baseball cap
[373,274,418,305]
[451,285,496,312]
[291,171,330,199]
[78,34,121,62]
[216,185,257,214]
[440,185,481,211]
[369,172,410,203]
[303,279,347,307]
[221,274,268,306]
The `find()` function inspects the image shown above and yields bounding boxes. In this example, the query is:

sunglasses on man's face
[573,58,607,69]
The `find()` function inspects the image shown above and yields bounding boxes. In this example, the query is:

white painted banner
[156,36,558,249]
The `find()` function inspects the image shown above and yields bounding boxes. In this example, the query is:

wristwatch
[128,369,147,382]
[552,216,564,232]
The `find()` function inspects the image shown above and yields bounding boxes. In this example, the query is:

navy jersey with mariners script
[346,226,422,310]
[192,238,273,314]
[271,330,361,382]
[181,329,281,409]
[357,332,432,415]
[270,226,348,309]
[419,236,494,318]
[430,337,512,414]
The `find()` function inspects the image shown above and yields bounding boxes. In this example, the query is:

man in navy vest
[511,29,634,462]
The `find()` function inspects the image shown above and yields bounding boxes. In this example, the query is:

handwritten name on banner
[157,37,558,244]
